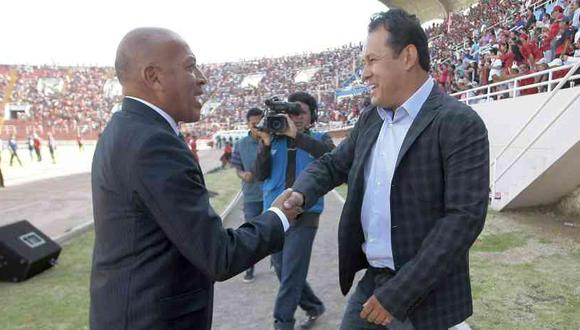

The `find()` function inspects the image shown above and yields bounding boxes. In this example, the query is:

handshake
[271,189,306,221]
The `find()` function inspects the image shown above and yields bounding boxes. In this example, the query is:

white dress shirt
[125,96,289,231]
[361,77,434,269]
[125,96,180,136]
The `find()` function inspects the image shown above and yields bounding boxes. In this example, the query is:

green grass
[335,184,347,199]
[467,214,580,329]
[205,167,240,215]
[469,251,580,329]
[471,231,529,253]
[0,168,239,330]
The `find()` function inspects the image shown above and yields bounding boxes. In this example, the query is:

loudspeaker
[0,220,62,282]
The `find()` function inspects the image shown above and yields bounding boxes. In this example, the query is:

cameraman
[254,92,334,330]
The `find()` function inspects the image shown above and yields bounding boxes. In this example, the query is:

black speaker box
[0,220,62,282]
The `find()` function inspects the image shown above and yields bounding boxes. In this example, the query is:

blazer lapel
[122,97,176,134]
[395,85,443,170]
[350,107,384,199]
[358,107,384,168]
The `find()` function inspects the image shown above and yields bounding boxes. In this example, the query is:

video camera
[257,96,302,134]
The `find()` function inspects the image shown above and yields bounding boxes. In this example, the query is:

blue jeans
[243,201,263,276]
[272,215,324,330]
[340,270,414,330]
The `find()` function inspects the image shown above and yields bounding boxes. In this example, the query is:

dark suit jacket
[90,98,284,330]
[293,85,489,330]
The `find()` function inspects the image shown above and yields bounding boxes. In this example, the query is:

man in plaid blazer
[284,9,489,330]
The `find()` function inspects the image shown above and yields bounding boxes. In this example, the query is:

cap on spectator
[552,5,563,13]
[548,58,563,67]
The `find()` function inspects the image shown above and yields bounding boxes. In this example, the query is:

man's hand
[282,190,304,210]
[241,171,253,183]
[272,189,303,220]
[254,130,272,146]
[281,114,298,139]
[360,295,393,326]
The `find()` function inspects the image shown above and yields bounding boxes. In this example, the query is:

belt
[367,265,396,276]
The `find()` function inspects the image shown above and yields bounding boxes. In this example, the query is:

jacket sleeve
[292,118,363,209]
[294,132,336,158]
[254,141,272,181]
[132,132,284,282]
[230,141,244,171]
[374,108,489,320]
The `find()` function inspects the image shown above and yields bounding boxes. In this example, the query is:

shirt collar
[377,76,434,121]
[125,96,180,136]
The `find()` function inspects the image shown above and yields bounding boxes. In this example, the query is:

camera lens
[271,119,283,130]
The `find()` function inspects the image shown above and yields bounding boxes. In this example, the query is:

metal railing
[450,63,580,104]
[532,0,555,12]
[486,62,580,202]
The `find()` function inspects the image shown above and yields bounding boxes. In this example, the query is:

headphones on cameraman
[307,103,318,124]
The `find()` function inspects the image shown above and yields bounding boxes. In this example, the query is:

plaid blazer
[293,85,489,330]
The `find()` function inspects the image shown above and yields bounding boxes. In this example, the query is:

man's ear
[404,44,419,71]
[142,64,163,91]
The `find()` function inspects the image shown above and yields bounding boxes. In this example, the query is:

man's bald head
[115,27,184,86]
[114,27,207,123]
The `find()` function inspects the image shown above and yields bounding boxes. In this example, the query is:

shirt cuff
[268,207,289,232]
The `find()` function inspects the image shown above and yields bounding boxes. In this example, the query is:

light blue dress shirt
[361,77,434,269]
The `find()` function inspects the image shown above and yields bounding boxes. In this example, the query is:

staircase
[488,64,580,210]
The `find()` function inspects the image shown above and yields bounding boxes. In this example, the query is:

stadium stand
[0,0,578,142]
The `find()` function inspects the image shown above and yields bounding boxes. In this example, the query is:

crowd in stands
[426,0,580,98]
[6,65,121,137]
[198,44,362,126]
[1,0,579,139]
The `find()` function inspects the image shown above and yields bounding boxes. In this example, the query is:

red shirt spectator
[517,64,538,95]
[188,137,199,162]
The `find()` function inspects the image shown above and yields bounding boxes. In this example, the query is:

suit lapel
[358,108,384,171]
[395,85,443,170]
[122,97,176,134]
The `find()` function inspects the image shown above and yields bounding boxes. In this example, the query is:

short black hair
[288,92,317,111]
[368,9,431,72]
[288,91,318,123]
[246,107,263,121]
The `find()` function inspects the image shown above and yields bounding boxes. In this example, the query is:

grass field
[0,167,239,330]
[335,187,580,329]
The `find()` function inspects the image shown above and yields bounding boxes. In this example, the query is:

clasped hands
[270,188,305,221]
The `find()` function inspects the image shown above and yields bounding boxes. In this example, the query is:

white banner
[37,78,64,96]
[103,78,122,98]
[240,73,265,88]
[294,67,320,83]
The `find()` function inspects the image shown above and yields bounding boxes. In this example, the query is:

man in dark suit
[90,28,301,330]
[283,9,489,330]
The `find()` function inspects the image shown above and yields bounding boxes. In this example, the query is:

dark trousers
[272,213,324,329]
[243,201,263,276]
[34,147,41,162]
[340,269,414,330]
[10,151,22,166]
[49,146,55,163]
[0,165,4,187]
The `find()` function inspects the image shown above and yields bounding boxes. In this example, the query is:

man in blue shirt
[8,135,23,167]
[231,107,266,283]
[255,92,335,330]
